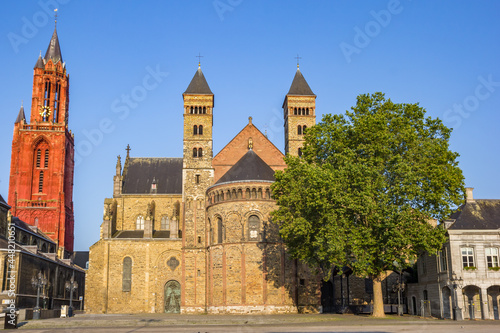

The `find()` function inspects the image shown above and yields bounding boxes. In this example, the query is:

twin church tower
[8,26,321,313]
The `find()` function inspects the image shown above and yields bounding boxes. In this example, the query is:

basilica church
[85,63,322,314]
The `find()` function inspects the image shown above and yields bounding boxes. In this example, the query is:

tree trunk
[372,276,385,317]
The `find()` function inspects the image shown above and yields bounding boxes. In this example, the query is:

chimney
[466,187,475,203]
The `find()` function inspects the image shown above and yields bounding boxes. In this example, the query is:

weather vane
[295,54,302,68]
[54,8,58,27]
[196,53,203,67]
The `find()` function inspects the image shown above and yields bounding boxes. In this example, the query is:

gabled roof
[122,158,183,194]
[184,67,213,95]
[216,149,275,184]
[287,68,315,96]
[448,199,500,230]
[44,27,63,64]
[15,104,26,124]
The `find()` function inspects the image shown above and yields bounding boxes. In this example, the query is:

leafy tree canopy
[272,92,465,280]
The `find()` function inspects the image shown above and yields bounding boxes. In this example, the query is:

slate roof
[44,27,63,64]
[216,150,275,184]
[0,194,7,207]
[114,230,144,238]
[34,54,45,69]
[72,251,89,269]
[448,199,500,230]
[15,104,26,124]
[287,68,315,96]
[122,158,183,194]
[184,67,213,94]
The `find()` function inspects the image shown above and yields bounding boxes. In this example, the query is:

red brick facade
[8,30,75,255]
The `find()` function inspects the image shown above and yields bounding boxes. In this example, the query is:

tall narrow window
[248,215,260,241]
[198,125,203,135]
[38,171,44,193]
[302,125,307,133]
[44,150,49,168]
[294,107,297,115]
[36,149,42,167]
[198,148,202,157]
[439,248,448,272]
[136,215,144,230]
[461,247,475,268]
[217,217,223,244]
[306,108,309,115]
[203,106,206,114]
[122,257,132,292]
[193,125,198,135]
[161,216,170,230]
[486,248,499,268]
[297,125,302,135]
[193,148,197,158]
[190,106,193,114]
[195,174,200,184]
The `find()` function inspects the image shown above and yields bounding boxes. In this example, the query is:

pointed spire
[184,67,213,95]
[287,68,315,96]
[34,51,45,69]
[44,26,63,64]
[123,145,131,176]
[116,155,122,176]
[15,102,26,124]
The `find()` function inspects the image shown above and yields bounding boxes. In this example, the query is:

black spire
[184,67,213,95]
[15,103,26,124]
[44,27,63,64]
[287,68,315,96]
[34,51,44,69]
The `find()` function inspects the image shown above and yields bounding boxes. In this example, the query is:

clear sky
[1,0,499,251]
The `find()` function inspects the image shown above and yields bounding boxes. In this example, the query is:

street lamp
[31,271,47,320]
[392,272,405,316]
[450,271,463,321]
[64,272,78,317]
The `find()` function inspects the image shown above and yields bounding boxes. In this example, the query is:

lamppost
[64,272,78,317]
[450,272,463,321]
[31,271,47,320]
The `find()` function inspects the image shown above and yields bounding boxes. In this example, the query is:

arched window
[248,215,260,241]
[306,108,309,115]
[195,106,198,114]
[44,150,49,168]
[302,108,306,115]
[198,125,203,135]
[136,215,144,230]
[161,216,170,230]
[245,188,250,199]
[193,148,198,157]
[252,188,257,199]
[198,148,202,157]
[298,148,303,157]
[217,217,223,244]
[297,125,302,135]
[190,106,193,114]
[294,107,297,115]
[36,149,42,167]
[258,188,263,199]
[302,125,307,133]
[122,257,132,292]
[38,171,44,192]
[265,188,271,199]
[203,106,206,114]
[193,125,198,135]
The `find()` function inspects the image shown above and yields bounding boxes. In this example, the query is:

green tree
[271,93,464,317]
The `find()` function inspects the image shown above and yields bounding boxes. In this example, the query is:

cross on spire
[295,54,302,68]
[196,53,203,67]
[126,144,131,157]
[54,8,58,27]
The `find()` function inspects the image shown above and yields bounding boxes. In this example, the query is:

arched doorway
[488,286,500,320]
[442,286,452,319]
[463,285,481,319]
[164,280,181,313]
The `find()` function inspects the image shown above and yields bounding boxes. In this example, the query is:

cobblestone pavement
[14,313,500,332]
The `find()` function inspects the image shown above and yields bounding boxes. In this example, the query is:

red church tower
[8,26,74,257]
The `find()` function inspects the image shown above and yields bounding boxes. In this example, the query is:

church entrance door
[164,280,181,313]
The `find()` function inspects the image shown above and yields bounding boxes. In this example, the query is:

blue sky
[1,0,499,251]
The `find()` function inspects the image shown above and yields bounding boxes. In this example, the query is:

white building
[408,188,500,320]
